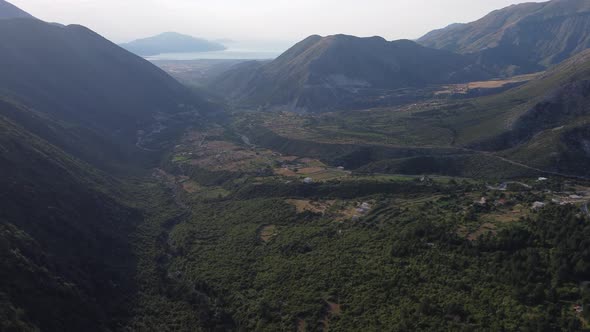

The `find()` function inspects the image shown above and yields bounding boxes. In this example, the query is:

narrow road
[463,148,590,181]
[506,181,532,189]
[234,123,590,181]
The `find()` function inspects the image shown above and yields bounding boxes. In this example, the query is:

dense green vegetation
[0,112,142,331]
[132,174,590,331]
[3,1,590,331]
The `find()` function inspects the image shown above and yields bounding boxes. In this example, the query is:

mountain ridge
[210,34,497,112]
[0,4,213,329]
[0,0,34,19]
[418,0,590,68]
[0,18,212,167]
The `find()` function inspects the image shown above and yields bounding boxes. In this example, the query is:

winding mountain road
[464,149,590,181]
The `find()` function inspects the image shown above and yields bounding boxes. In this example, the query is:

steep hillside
[4,0,590,330]
[0,19,206,147]
[0,3,214,330]
[120,32,226,56]
[210,34,496,112]
[0,99,143,331]
[357,50,590,176]
[418,0,590,70]
[471,50,590,175]
[0,0,33,19]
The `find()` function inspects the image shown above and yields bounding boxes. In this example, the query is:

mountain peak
[211,34,495,112]
[0,0,34,19]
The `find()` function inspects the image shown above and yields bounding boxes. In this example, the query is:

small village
[483,177,590,217]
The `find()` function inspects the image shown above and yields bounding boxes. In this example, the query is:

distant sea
[145,48,282,61]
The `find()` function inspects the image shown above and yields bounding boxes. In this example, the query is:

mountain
[0,9,213,330]
[413,49,590,176]
[210,34,496,112]
[418,0,590,70]
[4,0,590,330]
[354,49,590,177]
[120,32,226,56]
[469,49,590,175]
[0,0,34,19]
[0,100,141,331]
[0,18,211,167]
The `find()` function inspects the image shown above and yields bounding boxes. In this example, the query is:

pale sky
[11,0,541,48]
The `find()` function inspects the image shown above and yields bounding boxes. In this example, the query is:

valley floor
[120,121,590,331]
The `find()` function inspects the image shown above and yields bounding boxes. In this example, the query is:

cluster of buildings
[352,202,372,221]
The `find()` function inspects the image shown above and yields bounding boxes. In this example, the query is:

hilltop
[210,34,496,112]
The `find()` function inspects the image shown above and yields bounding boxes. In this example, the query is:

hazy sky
[11,0,539,48]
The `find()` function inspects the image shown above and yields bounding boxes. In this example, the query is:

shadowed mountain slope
[0,18,216,170]
[0,97,143,331]
[0,3,213,330]
[0,19,206,143]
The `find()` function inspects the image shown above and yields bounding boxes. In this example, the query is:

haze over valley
[2,0,590,331]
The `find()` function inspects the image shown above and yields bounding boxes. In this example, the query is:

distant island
[120,32,226,56]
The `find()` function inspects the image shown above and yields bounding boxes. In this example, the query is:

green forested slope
[0,107,142,331]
